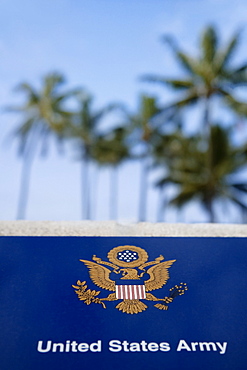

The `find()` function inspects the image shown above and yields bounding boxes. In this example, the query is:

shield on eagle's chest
[115,281,146,299]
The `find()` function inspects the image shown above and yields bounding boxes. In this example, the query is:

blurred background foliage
[5,26,247,223]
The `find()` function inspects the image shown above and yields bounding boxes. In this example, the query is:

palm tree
[155,125,247,222]
[153,128,186,221]
[69,92,117,219]
[143,25,247,134]
[9,72,73,219]
[143,26,247,222]
[91,127,129,219]
[128,94,161,221]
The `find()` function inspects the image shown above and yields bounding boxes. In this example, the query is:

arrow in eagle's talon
[169,283,188,299]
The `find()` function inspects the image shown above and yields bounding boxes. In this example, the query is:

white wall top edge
[0,221,246,237]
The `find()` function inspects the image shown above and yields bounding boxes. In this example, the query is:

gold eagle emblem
[72,245,187,314]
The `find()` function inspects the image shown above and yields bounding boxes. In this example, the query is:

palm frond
[231,183,247,193]
[161,35,197,75]
[227,194,247,210]
[215,29,241,71]
[169,92,200,109]
[223,94,247,116]
[169,186,198,208]
[201,26,218,62]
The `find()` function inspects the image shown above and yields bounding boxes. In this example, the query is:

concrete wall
[0,221,246,236]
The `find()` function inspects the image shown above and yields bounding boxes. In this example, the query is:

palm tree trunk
[81,154,91,220]
[91,164,99,220]
[204,96,216,223]
[157,185,166,222]
[110,166,118,220]
[138,157,149,222]
[206,198,215,223]
[16,131,38,220]
[203,96,211,135]
[17,150,34,220]
[242,209,247,224]
[204,96,213,172]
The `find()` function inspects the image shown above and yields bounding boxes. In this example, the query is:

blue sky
[1,0,247,222]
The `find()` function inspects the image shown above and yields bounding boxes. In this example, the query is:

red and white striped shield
[116,284,146,300]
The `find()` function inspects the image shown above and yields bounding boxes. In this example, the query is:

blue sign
[0,236,246,370]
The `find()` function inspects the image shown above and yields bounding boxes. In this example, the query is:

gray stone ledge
[0,221,246,237]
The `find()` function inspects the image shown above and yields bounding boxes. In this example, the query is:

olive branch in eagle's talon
[72,280,106,308]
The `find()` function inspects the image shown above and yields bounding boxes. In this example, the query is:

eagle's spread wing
[80,260,115,291]
[144,260,176,292]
